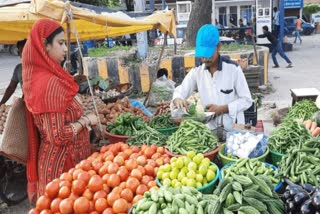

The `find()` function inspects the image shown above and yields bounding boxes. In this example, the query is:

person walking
[0,39,26,105]
[273,7,280,38]
[22,18,98,201]
[171,24,252,130]
[294,15,303,44]
[258,25,293,68]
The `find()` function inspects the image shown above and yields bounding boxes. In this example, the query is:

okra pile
[166,119,218,155]
[210,174,284,213]
[277,137,320,186]
[148,113,177,129]
[283,99,318,122]
[268,119,312,154]
[221,158,280,188]
[127,126,168,147]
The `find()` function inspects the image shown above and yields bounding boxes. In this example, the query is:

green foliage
[303,4,320,16]
[88,46,131,57]
[72,0,119,8]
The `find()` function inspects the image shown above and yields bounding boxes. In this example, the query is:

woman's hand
[84,113,98,126]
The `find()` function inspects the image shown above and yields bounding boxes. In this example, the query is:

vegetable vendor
[171,24,252,130]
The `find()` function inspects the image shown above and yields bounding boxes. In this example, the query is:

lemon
[177,171,186,181]
[196,174,204,183]
[188,162,197,171]
[175,159,184,169]
[163,178,171,186]
[170,157,178,163]
[206,169,215,181]
[162,172,170,180]
[198,165,208,176]
[187,170,196,179]
[181,177,188,185]
[163,164,171,172]
[201,158,211,167]
[187,151,196,159]
[157,170,164,179]
[186,179,196,187]
[169,171,178,180]
[196,182,203,188]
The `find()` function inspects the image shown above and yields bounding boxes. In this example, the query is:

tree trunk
[185,0,212,47]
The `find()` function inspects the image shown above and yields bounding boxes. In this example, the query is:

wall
[83,46,269,93]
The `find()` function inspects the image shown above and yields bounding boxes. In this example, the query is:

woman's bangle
[83,115,91,125]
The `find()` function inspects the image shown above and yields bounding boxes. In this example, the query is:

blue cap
[195,24,220,58]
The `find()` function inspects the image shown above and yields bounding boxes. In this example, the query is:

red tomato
[98,164,109,177]
[136,156,147,166]
[45,180,60,199]
[130,146,140,153]
[88,175,104,193]
[58,186,71,199]
[112,198,128,213]
[157,147,165,154]
[59,198,74,214]
[141,175,152,185]
[114,155,125,166]
[120,188,134,203]
[108,163,119,174]
[77,171,91,184]
[116,167,129,182]
[107,192,120,207]
[73,197,90,213]
[132,195,143,204]
[93,190,108,202]
[107,174,120,188]
[36,195,51,211]
[79,160,92,171]
[82,189,94,201]
[147,180,157,188]
[125,159,138,171]
[72,180,86,195]
[151,153,161,160]
[144,165,155,177]
[28,208,40,214]
[50,198,62,213]
[95,198,108,213]
[130,169,143,181]
[126,177,140,193]
[136,184,148,195]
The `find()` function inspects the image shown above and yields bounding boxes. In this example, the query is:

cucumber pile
[221,158,280,188]
[132,186,212,214]
[210,173,285,213]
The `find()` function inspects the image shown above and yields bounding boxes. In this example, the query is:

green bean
[166,119,218,155]
[148,113,176,129]
[127,125,168,147]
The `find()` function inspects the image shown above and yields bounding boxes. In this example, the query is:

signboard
[284,0,303,9]
[256,0,272,44]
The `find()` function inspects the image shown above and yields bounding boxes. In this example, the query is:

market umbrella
[0,0,176,44]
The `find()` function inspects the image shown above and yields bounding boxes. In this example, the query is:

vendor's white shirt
[172,56,252,130]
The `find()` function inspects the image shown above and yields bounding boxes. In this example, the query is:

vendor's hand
[173,98,188,111]
[85,113,98,126]
[206,104,228,116]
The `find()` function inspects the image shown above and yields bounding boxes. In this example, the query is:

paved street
[0,33,319,213]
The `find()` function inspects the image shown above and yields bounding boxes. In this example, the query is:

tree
[184,0,212,47]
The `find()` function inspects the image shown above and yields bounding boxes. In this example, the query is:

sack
[0,98,28,164]
[148,75,176,107]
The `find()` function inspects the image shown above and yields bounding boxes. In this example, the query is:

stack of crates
[244,102,257,126]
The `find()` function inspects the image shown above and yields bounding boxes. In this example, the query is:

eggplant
[283,191,292,201]
[303,183,315,194]
[290,187,302,197]
[312,191,320,210]
[294,192,310,205]
[286,199,296,212]
[301,199,315,214]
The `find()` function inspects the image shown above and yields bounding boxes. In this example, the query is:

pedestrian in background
[273,7,280,38]
[294,15,303,44]
[0,39,26,105]
[258,26,292,68]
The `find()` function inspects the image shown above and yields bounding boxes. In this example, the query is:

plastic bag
[225,130,268,159]
[148,75,175,107]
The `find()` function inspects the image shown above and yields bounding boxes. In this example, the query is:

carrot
[304,120,313,130]
[312,127,320,137]
[310,122,318,132]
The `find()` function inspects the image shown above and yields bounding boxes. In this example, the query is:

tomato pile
[29,143,170,214]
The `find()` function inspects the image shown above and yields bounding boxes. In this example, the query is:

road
[0,33,320,213]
